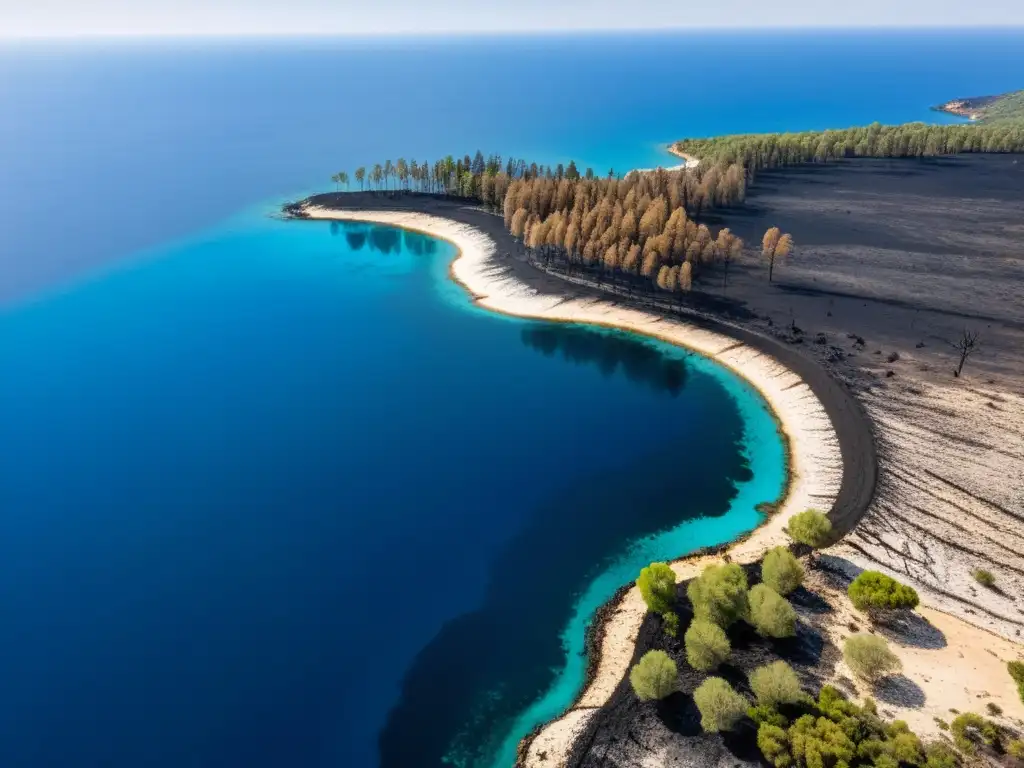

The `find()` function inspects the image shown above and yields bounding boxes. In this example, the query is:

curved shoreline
[288,198,875,767]
[665,145,701,168]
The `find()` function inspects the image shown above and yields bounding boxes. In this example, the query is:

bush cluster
[787,509,832,548]
[693,677,749,733]
[749,661,803,707]
[687,563,750,628]
[685,619,730,672]
[628,551,1019,768]
[843,634,902,683]
[949,712,1001,754]
[629,650,678,701]
[848,571,920,615]
[762,546,805,595]
[756,685,958,768]
[637,562,676,616]
[750,584,798,638]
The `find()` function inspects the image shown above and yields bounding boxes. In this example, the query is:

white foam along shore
[633,147,701,174]
[666,146,701,168]
[299,205,845,766]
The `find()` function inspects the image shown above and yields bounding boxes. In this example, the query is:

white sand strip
[665,147,701,169]
[299,205,844,767]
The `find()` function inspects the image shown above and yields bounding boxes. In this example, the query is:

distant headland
[932,89,1024,121]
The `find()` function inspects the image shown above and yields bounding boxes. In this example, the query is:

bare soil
[701,154,1024,389]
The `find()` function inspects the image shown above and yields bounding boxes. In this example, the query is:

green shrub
[848,571,920,614]
[924,741,959,768]
[858,738,888,762]
[1009,661,1024,684]
[750,661,804,707]
[933,718,949,731]
[629,650,678,701]
[985,702,1002,716]
[889,732,925,765]
[693,677,749,733]
[874,755,899,768]
[949,712,1000,754]
[787,509,832,548]
[762,546,805,595]
[885,719,911,737]
[788,715,856,768]
[687,562,750,628]
[972,569,996,587]
[758,723,793,768]
[1009,660,1024,704]
[750,703,789,728]
[637,562,676,615]
[843,634,902,682]
[749,584,798,638]
[663,611,679,638]
[818,685,861,721]
[1007,739,1024,760]
[684,618,730,671]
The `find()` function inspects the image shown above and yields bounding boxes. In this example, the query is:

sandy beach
[665,146,701,168]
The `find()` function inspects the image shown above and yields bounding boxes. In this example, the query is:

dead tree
[951,328,980,377]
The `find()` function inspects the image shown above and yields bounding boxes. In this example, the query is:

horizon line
[4,23,1024,41]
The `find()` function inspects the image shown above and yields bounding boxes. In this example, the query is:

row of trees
[502,169,754,295]
[330,152,789,291]
[674,121,1024,179]
[332,152,621,198]
[328,145,807,295]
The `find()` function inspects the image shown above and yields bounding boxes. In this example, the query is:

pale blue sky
[3,0,1023,37]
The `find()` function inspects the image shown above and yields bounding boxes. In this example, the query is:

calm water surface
[3,29,1024,768]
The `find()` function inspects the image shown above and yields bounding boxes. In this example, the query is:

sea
[2,29,1023,768]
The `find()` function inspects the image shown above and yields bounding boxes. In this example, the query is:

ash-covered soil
[702,154,1024,388]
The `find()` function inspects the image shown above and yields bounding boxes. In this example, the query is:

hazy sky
[3,0,1023,37]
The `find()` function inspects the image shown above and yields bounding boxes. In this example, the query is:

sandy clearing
[808,563,1024,737]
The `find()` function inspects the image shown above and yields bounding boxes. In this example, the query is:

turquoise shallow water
[3,29,1024,768]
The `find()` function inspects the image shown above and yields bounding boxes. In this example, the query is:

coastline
[631,144,700,173]
[665,145,701,168]
[289,198,874,766]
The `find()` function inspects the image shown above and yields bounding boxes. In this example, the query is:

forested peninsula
[933,89,1024,122]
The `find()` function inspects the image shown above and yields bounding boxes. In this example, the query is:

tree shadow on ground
[877,612,948,650]
[656,692,702,737]
[874,674,926,708]
[721,719,766,763]
[789,585,835,615]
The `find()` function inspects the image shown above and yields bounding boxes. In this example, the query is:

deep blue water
[3,29,1024,768]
